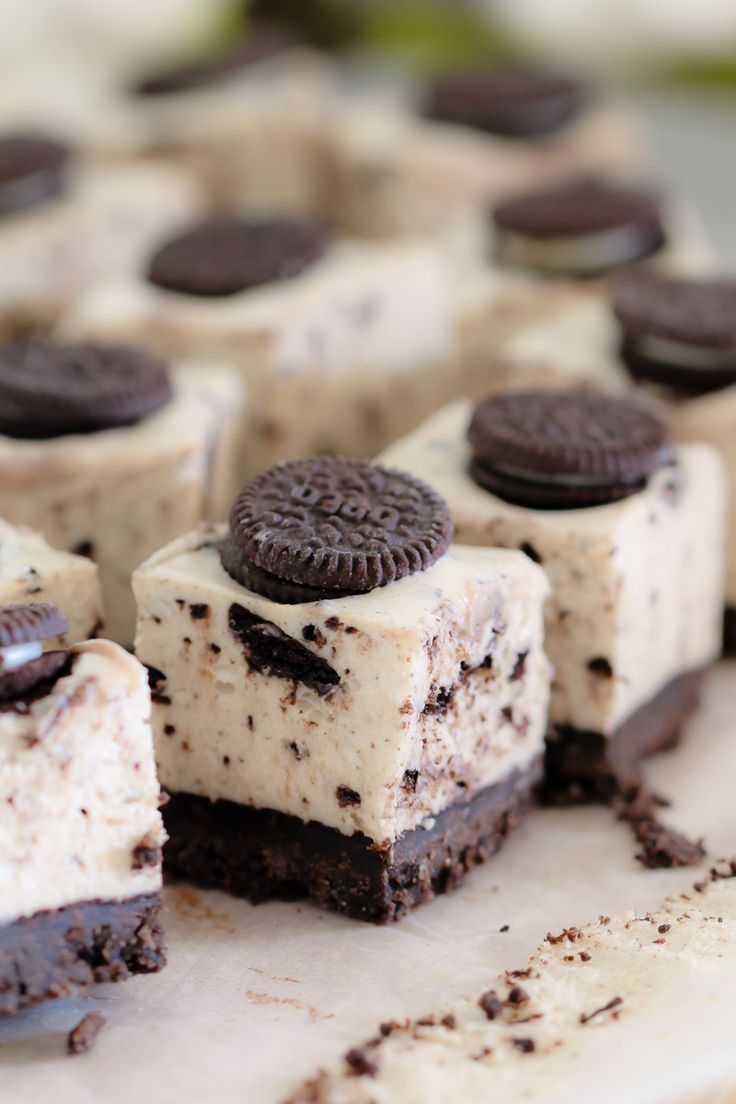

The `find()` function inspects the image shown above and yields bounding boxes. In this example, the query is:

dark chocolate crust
[163,759,543,924]
[543,669,704,802]
[0,892,165,1015]
[723,607,736,656]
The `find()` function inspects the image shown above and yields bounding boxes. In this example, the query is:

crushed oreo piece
[67,1011,106,1056]
[228,603,340,695]
[0,133,72,218]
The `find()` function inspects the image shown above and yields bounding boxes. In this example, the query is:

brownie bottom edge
[0,892,166,1016]
[163,758,543,924]
[543,668,705,803]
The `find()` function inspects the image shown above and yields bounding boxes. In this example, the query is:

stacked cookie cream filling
[0,603,166,1013]
[60,213,456,480]
[0,131,204,338]
[380,391,725,798]
[0,337,243,643]
[134,457,551,921]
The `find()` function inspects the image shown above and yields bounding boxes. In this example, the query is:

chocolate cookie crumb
[345,1047,377,1077]
[479,990,503,1020]
[336,785,361,808]
[511,1037,535,1053]
[131,833,160,870]
[580,996,623,1024]
[67,1011,106,1055]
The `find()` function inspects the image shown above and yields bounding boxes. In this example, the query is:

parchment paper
[2,661,736,1103]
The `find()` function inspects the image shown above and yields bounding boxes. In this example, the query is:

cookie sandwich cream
[60,215,455,479]
[492,272,736,650]
[379,391,725,798]
[0,130,204,339]
[0,603,165,1014]
[133,457,551,922]
[0,338,243,644]
[0,518,103,643]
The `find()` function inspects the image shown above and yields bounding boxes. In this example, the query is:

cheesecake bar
[286,866,736,1104]
[327,64,645,243]
[0,340,244,644]
[0,132,204,339]
[60,217,456,480]
[379,393,725,799]
[455,178,716,403]
[0,518,104,643]
[495,273,736,650]
[0,603,166,1014]
[126,25,333,215]
[133,458,551,922]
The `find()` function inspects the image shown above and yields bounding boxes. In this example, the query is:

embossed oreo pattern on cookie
[467,391,673,509]
[423,65,586,139]
[0,339,172,438]
[147,217,328,297]
[613,272,736,393]
[493,179,666,276]
[222,457,454,602]
[0,133,72,218]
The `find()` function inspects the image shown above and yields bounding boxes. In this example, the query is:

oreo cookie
[613,272,736,394]
[423,65,585,140]
[0,603,69,701]
[133,24,294,96]
[0,339,172,439]
[0,133,72,218]
[147,217,328,298]
[493,178,666,277]
[467,391,673,510]
[221,457,454,603]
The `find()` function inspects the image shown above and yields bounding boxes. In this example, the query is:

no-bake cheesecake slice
[379,392,726,800]
[491,272,736,651]
[133,458,551,922]
[0,603,166,1014]
[0,339,244,644]
[0,518,103,643]
[0,131,204,339]
[60,215,455,479]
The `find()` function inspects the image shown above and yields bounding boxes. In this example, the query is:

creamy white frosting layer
[60,239,456,480]
[0,364,244,644]
[0,518,104,643]
[379,401,725,735]
[0,158,204,335]
[133,527,550,842]
[287,871,736,1104]
[0,639,164,925]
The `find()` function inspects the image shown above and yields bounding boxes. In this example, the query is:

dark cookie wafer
[0,339,172,439]
[220,543,356,605]
[423,65,585,139]
[0,603,69,648]
[467,392,673,510]
[222,457,453,601]
[493,178,666,275]
[0,603,70,701]
[0,133,72,218]
[613,272,736,393]
[147,217,328,298]
[133,24,293,97]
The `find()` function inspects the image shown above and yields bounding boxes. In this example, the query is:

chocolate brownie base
[544,669,704,803]
[0,893,165,1015]
[163,759,543,924]
[723,607,736,655]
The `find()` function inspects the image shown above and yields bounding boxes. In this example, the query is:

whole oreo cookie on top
[613,272,736,394]
[221,457,454,603]
[0,339,172,439]
[0,603,70,701]
[493,178,666,276]
[467,391,673,510]
[0,133,72,219]
[133,24,293,97]
[422,65,586,139]
[147,216,329,298]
